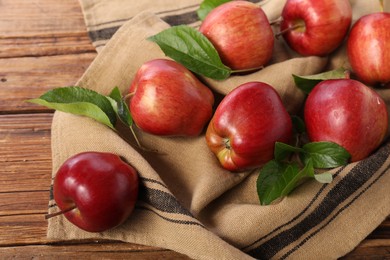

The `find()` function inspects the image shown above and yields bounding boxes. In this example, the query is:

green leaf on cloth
[257,160,315,205]
[27,86,117,130]
[301,141,351,169]
[148,25,231,80]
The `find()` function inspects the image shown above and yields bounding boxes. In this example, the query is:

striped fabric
[46,1,390,259]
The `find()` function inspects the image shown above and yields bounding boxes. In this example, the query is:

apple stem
[344,70,351,79]
[275,24,304,39]
[116,125,160,154]
[224,138,231,150]
[269,17,282,26]
[45,205,77,220]
[123,92,135,101]
[379,0,384,12]
[129,125,159,153]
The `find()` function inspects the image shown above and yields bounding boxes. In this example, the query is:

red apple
[280,0,352,56]
[52,151,139,232]
[129,59,214,136]
[304,79,388,162]
[347,12,390,86]
[206,82,292,171]
[199,1,274,70]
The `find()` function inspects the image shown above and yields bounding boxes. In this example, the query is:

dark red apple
[199,1,274,70]
[304,79,388,162]
[347,12,390,86]
[280,0,352,56]
[206,82,293,171]
[129,59,214,136]
[52,151,139,232]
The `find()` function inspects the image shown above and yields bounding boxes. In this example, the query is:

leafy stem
[27,86,156,153]
[257,116,350,205]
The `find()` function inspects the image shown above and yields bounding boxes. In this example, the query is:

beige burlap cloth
[47,0,390,259]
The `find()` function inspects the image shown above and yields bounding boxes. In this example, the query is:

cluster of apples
[50,0,390,233]
[129,0,389,170]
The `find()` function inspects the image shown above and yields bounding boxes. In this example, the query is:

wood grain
[0,0,97,113]
[0,0,87,36]
[0,114,52,192]
[0,242,190,259]
[0,32,96,58]
[0,53,96,113]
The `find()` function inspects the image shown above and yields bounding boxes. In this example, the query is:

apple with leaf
[199,1,274,71]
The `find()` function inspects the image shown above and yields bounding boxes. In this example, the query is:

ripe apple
[304,79,388,162]
[129,59,214,136]
[199,1,274,70]
[51,151,139,232]
[206,82,292,171]
[347,12,390,86]
[280,0,352,56]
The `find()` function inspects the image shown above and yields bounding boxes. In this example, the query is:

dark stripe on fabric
[87,0,264,42]
[90,4,200,28]
[247,142,390,259]
[161,11,200,26]
[280,161,390,259]
[139,183,194,217]
[140,176,168,188]
[241,166,346,251]
[88,26,121,42]
[136,205,204,227]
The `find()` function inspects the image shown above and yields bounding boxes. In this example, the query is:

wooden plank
[0,113,52,158]
[0,32,96,58]
[0,0,96,58]
[0,214,47,246]
[0,0,87,36]
[0,191,49,216]
[0,242,190,259]
[0,114,52,192]
[342,240,390,259]
[368,217,390,239]
[0,53,96,113]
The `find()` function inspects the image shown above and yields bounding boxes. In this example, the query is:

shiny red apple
[206,82,293,171]
[199,1,274,70]
[129,59,214,136]
[280,0,352,56]
[347,12,390,86]
[52,151,139,232]
[304,79,388,162]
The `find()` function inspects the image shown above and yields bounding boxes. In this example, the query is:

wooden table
[0,0,388,258]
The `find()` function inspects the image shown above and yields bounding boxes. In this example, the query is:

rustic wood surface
[0,0,388,259]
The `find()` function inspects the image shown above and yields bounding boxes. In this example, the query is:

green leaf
[281,159,315,197]
[109,87,133,128]
[314,173,333,184]
[274,142,303,162]
[197,0,231,20]
[27,86,117,129]
[301,141,351,169]
[293,68,348,94]
[148,25,231,80]
[257,160,310,205]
